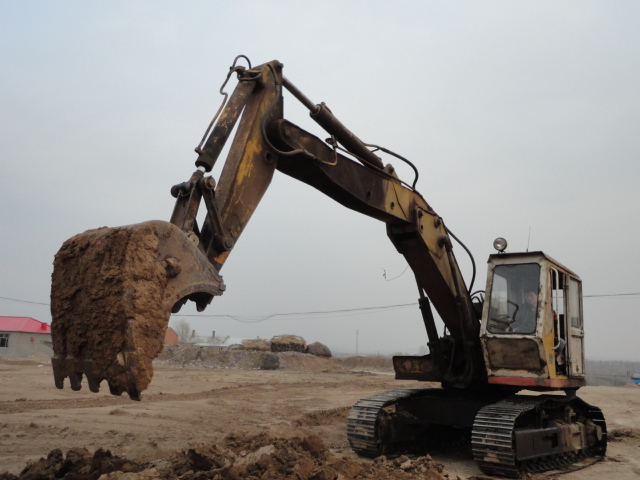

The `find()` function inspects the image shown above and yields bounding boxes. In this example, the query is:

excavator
[50,57,606,477]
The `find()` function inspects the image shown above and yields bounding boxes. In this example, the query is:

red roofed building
[165,327,179,346]
[0,316,53,357]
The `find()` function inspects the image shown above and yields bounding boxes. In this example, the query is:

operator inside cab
[487,263,540,335]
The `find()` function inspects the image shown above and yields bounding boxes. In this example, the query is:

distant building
[0,316,53,357]
[165,327,179,346]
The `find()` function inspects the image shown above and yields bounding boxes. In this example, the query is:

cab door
[566,277,585,377]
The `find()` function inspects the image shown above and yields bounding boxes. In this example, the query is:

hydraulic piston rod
[282,76,384,170]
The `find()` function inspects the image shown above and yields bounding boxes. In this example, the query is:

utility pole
[356,329,359,356]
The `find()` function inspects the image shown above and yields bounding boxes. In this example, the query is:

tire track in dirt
[0,381,350,414]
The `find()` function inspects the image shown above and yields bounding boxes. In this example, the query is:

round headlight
[493,237,508,253]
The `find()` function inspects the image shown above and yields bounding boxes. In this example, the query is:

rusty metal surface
[51,221,225,400]
[472,395,606,476]
[272,119,470,344]
[195,79,257,171]
[486,375,586,389]
[484,337,544,372]
[282,76,384,170]
[393,355,440,381]
[480,252,587,390]
[273,120,406,222]
[204,61,282,270]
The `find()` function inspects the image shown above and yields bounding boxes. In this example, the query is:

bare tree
[173,319,191,344]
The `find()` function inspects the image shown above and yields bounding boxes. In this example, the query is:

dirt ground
[1,355,639,479]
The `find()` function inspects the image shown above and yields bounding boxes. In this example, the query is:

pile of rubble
[1,433,453,480]
[158,334,333,372]
[157,342,336,372]
[242,335,331,358]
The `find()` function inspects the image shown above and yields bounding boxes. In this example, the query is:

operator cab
[479,250,586,390]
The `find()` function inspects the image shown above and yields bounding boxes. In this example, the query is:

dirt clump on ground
[609,428,640,442]
[1,433,449,480]
[0,447,144,480]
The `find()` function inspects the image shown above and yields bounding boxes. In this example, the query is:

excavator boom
[51,58,481,397]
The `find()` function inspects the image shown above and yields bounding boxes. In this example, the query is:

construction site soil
[1,353,639,479]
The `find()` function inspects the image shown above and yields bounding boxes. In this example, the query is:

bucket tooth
[171,298,189,314]
[107,380,123,396]
[68,370,83,391]
[127,385,141,402]
[51,356,65,389]
[83,359,101,393]
[66,356,85,391]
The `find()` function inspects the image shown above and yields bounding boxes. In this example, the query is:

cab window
[568,277,582,328]
[487,263,540,334]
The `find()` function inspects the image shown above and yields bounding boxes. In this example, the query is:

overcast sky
[1,1,639,360]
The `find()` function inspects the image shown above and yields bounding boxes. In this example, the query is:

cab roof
[487,251,580,279]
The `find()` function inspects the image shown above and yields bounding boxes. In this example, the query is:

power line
[1,291,639,317]
[584,292,640,298]
[175,303,417,323]
[0,296,49,306]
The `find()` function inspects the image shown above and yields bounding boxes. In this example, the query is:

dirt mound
[276,352,344,372]
[159,346,405,373]
[306,342,332,358]
[157,346,277,370]
[241,339,271,352]
[270,335,306,353]
[333,355,394,371]
[294,407,350,427]
[2,433,450,480]
[157,347,345,373]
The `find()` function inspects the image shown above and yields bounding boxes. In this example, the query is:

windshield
[487,263,540,334]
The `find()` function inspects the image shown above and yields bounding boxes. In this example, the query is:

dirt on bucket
[49,220,224,401]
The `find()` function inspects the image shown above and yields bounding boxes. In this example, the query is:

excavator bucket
[50,220,225,400]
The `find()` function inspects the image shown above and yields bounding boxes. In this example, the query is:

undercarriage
[347,388,606,478]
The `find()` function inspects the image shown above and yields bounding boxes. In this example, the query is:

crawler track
[472,397,544,477]
[347,388,425,457]
[347,388,480,457]
[472,395,607,478]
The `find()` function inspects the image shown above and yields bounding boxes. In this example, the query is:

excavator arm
[50,59,484,400]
